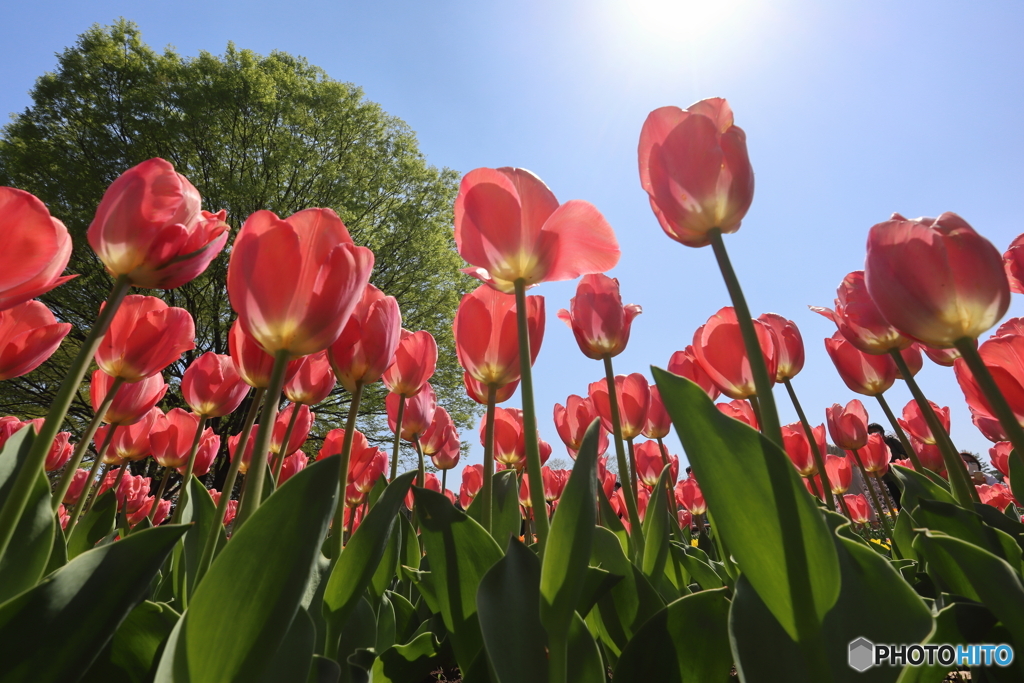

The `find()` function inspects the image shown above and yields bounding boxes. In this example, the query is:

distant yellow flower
[690,539,699,547]
[868,538,891,550]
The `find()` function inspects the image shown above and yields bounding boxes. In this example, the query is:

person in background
[961,451,997,485]
[868,423,903,510]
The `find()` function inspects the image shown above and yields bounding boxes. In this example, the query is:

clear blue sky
[3,0,1023,485]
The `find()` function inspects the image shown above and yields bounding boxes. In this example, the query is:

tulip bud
[387,383,437,442]
[44,431,73,472]
[151,409,201,469]
[642,386,671,440]
[826,400,869,450]
[823,333,897,397]
[0,301,71,380]
[63,468,91,505]
[897,399,949,446]
[284,352,336,406]
[757,313,805,382]
[845,494,871,524]
[553,394,609,457]
[91,370,168,426]
[270,404,314,456]
[634,440,678,488]
[589,373,651,440]
[382,330,438,397]
[455,284,543,388]
[824,455,852,494]
[557,274,640,360]
[675,478,706,515]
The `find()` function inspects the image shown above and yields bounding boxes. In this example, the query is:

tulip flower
[845,494,871,524]
[589,373,651,440]
[227,207,374,357]
[557,274,641,360]
[405,472,441,510]
[781,422,825,477]
[894,345,924,379]
[228,320,301,389]
[270,404,314,456]
[857,433,892,475]
[990,442,1011,479]
[91,370,167,426]
[638,98,754,248]
[542,467,568,502]
[328,284,402,394]
[318,427,372,466]
[43,432,73,472]
[278,451,308,486]
[675,478,706,515]
[977,483,1015,511]
[480,407,527,468]
[463,373,518,405]
[954,333,1024,440]
[63,469,91,505]
[455,284,543,390]
[454,167,620,292]
[865,212,1010,348]
[667,346,721,400]
[95,407,161,464]
[634,440,678,488]
[87,158,229,289]
[811,271,913,355]
[0,301,71,380]
[642,386,671,440]
[716,399,759,429]
[693,307,777,399]
[823,333,897,396]
[826,400,869,450]
[227,431,265,475]
[151,409,203,469]
[553,394,609,457]
[909,437,946,475]
[1004,233,1024,294]
[182,352,250,418]
[460,464,484,508]
[284,351,336,407]
[130,497,171,527]
[0,187,74,310]
[920,343,963,367]
[420,408,461,471]
[757,313,805,382]
[824,455,852,494]
[387,383,437,442]
[596,457,616,499]
[95,296,195,383]
[898,399,949,445]
[0,416,27,450]
[57,504,69,530]
[382,330,438,398]
[187,430,221,477]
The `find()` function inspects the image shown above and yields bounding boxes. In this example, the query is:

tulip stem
[708,230,782,447]
[66,426,117,535]
[149,466,170,522]
[272,406,301,485]
[481,385,497,535]
[389,396,406,481]
[656,436,680,520]
[0,274,131,565]
[889,349,978,505]
[837,493,852,520]
[954,337,1024,499]
[874,392,924,472]
[783,379,835,511]
[514,278,550,551]
[441,469,447,494]
[603,355,645,559]
[850,449,898,557]
[235,350,290,529]
[626,438,639,501]
[198,388,265,579]
[170,415,208,525]
[51,377,126,510]
[331,381,363,559]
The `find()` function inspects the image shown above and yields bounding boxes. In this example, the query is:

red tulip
[542,467,568,502]
[182,352,249,418]
[823,332,897,396]
[0,416,28,449]
[781,422,825,477]
[57,504,70,530]
[920,343,963,367]
[0,187,74,310]
[227,431,266,475]
[209,490,239,526]
[460,464,484,508]
[557,274,641,360]
[954,333,1024,441]
[824,455,852,494]
[826,399,869,450]
[63,469,91,505]
[188,430,221,477]
[757,313,805,382]
[43,431,73,472]
[95,407,161,463]
[990,442,1011,479]
[897,399,949,446]
[284,351,336,406]
[480,407,526,468]
[716,399,759,429]
[634,440,678,487]
[865,212,1010,348]
[278,451,309,486]
[0,301,71,380]
[421,408,460,470]
[91,370,167,426]
[227,207,374,356]
[318,428,374,467]
[228,320,301,389]
[387,383,437,441]
[405,472,441,510]
[693,307,777,400]
[553,394,609,457]
[909,436,946,475]
[597,456,616,499]
[382,330,437,397]
[998,318,1024,337]
[271,404,314,456]
[130,497,171,527]
[589,373,651,440]
[454,167,619,292]
[642,386,671,439]
[99,472,151,513]
[666,346,721,400]
[845,494,871,524]
[328,284,402,393]
[519,472,534,509]
[455,284,543,391]
[463,373,518,405]
[150,409,202,469]
[977,483,1015,511]
[677,508,693,530]
[675,478,706,515]
[1004,233,1024,294]
[811,271,914,354]
[894,345,924,379]
[857,433,892,474]
[95,295,195,382]
[638,98,754,248]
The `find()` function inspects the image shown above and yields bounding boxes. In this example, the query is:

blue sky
[3,1,1023,484]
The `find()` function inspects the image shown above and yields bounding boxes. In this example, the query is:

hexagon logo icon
[848,637,874,672]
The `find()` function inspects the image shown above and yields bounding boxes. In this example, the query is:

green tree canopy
[0,20,476,480]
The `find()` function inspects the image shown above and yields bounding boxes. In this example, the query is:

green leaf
[322,471,415,653]
[0,524,188,683]
[912,499,1022,573]
[413,486,503,669]
[640,466,677,601]
[973,502,1024,553]
[0,427,54,603]
[43,521,67,577]
[398,512,420,580]
[890,464,956,510]
[256,608,315,683]
[466,470,521,548]
[388,591,419,646]
[376,594,396,653]
[575,566,622,619]
[674,545,724,590]
[566,611,604,683]
[369,521,400,601]
[654,368,840,641]
[307,655,341,683]
[82,601,181,683]
[334,597,375,683]
[369,632,439,683]
[896,602,997,683]
[181,476,222,596]
[67,489,117,559]
[613,589,733,683]
[892,508,919,562]
[157,455,341,682]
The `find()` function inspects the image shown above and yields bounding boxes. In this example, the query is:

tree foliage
[0,20,476,478]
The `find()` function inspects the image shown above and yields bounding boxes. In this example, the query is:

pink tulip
[0,187,74,310]
[182,352,250,418]
[284,351,336,406]
[757,313,805,382]
[716,399,759,430]
[557,274,641,360]
[382,330,438,397]
[455,284,543,390]
[845,494,871,524]
[0,300,71,380]
[990,442,1011,479]
[634,440,678,487]
[920,343,964,367]
[463,373,518,405]
[270,404,314,456]
[977,483,1015,511]
[823,332,897,397]
[91,370,167,426]
[954,332,1024,442]
[95,295,195,383]
[781,422,825,477]
[826,400,869,450]
[421,408,460,470]
[328,284,402,393]
[1003,233,1024,295]
[480,407,526,468]
[460,464,484,508]
[185,430,220,477]
[693,307,777,400]
[228,320,301,389]
[642,386,672,439]
[897,399,950,446]
[857,433,892,474]
[666,346,721,400]
[44,432,73,472]
[910,437,946,475]
[553,394,609,457]
[405,472,440,510]
[95,407,161,463]
[811,271,913,354]
[387,383,437,441]
[675,478,706,515]
[824,455,852,494]
[150,409,203,469]
[63,469,91,505]
[278,451,309,486]
[589,373,651,440]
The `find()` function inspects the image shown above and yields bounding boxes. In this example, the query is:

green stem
[234,350,290,529]
[603,355,645,558]
[875,392,924,471]
[149,466,170,522]
[837,491,852,520]
[197,387,264,579]
[514,278,549,550]
[481,385,497,535]
[708,229,782,447]
[0,275,130,564]
[784,379,834,510]
[110,461,131,530]
[889,349,978,505]
[51,377,126,510]
[851,449,899,557]
[170,415,208,525]
[66,425,117,535]
[441,469,447,494]
[389,396,405,481]
[331,381,363,559]
[656,436,680,520]
[272,405,301,484]
[747,394,763,429]
[549,634,568,683]
[626,438,639,500]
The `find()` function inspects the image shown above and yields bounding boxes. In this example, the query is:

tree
[0,20,476,479]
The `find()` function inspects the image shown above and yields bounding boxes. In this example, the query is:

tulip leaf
[334,596,375,683]
[0,423,53,602]
[387,591,419,646]
[399,512,420,579]
[323,470,415,653]
[370,520,401,601]
[466,469,521,547]
[654,368,840,642]
[0,524,187,683]
[158,455,340,683]
[912,499,1022,573]
[674,545,724,590]
[44,521,67,577]
[567,611,604,683]
[890,464,956,511]
[895,602,998,683]
[256,608,316,683]
[413,486,503,669]
[613,588,733,683]
[66,489,117,559]
[640,466,677,601]
[369,631,439,683]
[308,655,341,683]
[180,476,221,598]
[477,537,548,683]
[597,485,630,555]
[973,502,1024,552]
[81,600,181,683]
[575,566,622,619]
[892,508,919,562]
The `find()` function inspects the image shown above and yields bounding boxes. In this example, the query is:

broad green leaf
[0,524,187,683]
[613,589,733,683]
[369,631,439,683]
[575,566,622,619]
[159,455,341,683]
[0,427,54,602]
[674,545,724,590]
[477,537,548,683]
[334,597,375,683]
[654,368,839,641]
[892,508,919,561]
[398,513,420,580]
[307,656,341,683]
[640,466,677,601]
[182,477,222,596]
[413,487,503,668]
[890,465,956,511]
[82,601,181,683]
[256,608,315,683]
[376,594,396,652]
[567,611,604,683]
[728,574,807,682]
[896,602,998,683]
[973,502,1024,553]
[597,484,629,553]
[913,499,1022,574]
[43,520,67,577]
[67,489,117,559]
[323,471,415,653]
[466,469,521,547]
[541,419,599,644]
[388,591,419,645]
[370,521,401,601]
